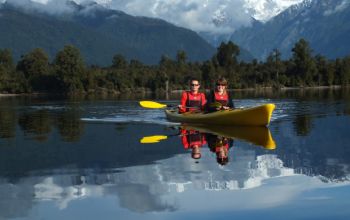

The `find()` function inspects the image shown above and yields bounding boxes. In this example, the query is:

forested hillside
[0,2,214,65]
[1,39,349,95]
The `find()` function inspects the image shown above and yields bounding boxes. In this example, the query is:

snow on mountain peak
[1,0,306,34]
[243,0,305,22]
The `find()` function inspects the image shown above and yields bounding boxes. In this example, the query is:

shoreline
[0,94,21,97]
[0,85,346,97]
[171,85,344,93]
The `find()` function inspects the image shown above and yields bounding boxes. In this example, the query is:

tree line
[1,38,350,95]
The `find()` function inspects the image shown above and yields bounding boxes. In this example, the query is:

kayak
[165,103,275,126]
[181,124,276,149]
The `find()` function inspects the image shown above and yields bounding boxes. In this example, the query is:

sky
[1,0,304,34]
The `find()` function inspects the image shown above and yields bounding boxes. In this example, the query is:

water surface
[1,89,350,220]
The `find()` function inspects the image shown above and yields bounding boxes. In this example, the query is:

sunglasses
[191,84,200,86]
[216,84,226,86]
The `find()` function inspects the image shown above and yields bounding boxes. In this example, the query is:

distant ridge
[230,0,350,60]
[0,1,215,66]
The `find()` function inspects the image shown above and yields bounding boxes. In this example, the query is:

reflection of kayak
[165,104,275,126]
[181,124,276,149]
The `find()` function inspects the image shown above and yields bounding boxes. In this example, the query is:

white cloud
[1,0,253,34]
[31,0,49,3]
[101,0,253,34]
[4,0,75,15]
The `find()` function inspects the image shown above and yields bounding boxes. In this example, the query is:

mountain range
[230,0,350,60]
[0,1,215,66]
[1,0,350,65]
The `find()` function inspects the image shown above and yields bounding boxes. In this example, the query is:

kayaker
[180,128,206,160]
[207,134,233,165]
[178,78,206,113]
[206,77,234,112]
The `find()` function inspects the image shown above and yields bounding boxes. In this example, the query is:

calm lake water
[1,88,350,220]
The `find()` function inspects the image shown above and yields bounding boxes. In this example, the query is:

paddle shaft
[170,105,200,109]
[139,101,200,109]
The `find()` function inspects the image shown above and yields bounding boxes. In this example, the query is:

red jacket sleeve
[179,91,187,113]
[201,93,207,110]
[181,129,189,149]
[201,133,207,145]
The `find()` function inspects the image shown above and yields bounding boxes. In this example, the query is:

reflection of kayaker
[182,124,276,150]
[207,134,233,165]
[180,128,206,160]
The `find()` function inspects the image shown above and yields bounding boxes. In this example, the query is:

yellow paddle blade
[140,135,168,144]
[139,101,167,109]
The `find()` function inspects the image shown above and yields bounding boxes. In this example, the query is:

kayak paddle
[139,100,200,110]
[139,101,171,109]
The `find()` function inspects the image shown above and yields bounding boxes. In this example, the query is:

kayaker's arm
[178,91,188,113]
[227,92,235,109]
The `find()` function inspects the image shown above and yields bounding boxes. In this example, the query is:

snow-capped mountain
[1,0,305,48]
[2,0,305,31]
[205,0,304,46]
[0,0,214,65]
[231,0,350,60]
[243,0,304,22]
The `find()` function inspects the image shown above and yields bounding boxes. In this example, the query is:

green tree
[112,54,127,69]
[291,39,317,86]
[176,50,187,65]
[339,57,350,86]
[216,41,240,68]
[266,49,285,84]
[129,59,143,69]
[201,61,216,89]
[159,55,173,69]
[54,45,86,93]
[0,49,14,91]
[17,48,50,92]
[0,49,14,69]
[0,49,27,93]
[324,62,335,86]
[315,55,328,86]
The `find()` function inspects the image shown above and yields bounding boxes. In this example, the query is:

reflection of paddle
[182,124,276,150]
[140,135,168,143]
[140,131,189,144]
[140,124,276,149]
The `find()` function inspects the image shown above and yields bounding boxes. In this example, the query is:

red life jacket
[183,91,205,112]
[215,138,230,152]
[181,130,206,149]
[214,92,229,106]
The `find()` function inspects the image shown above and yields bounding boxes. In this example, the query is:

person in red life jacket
[206,77,234,113]
[180,128,207,160]
[207,134,233,165]
[178,78,206,113]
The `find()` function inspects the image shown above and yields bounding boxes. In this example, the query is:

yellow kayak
[181,124,276,149]
[165,104,275,126]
